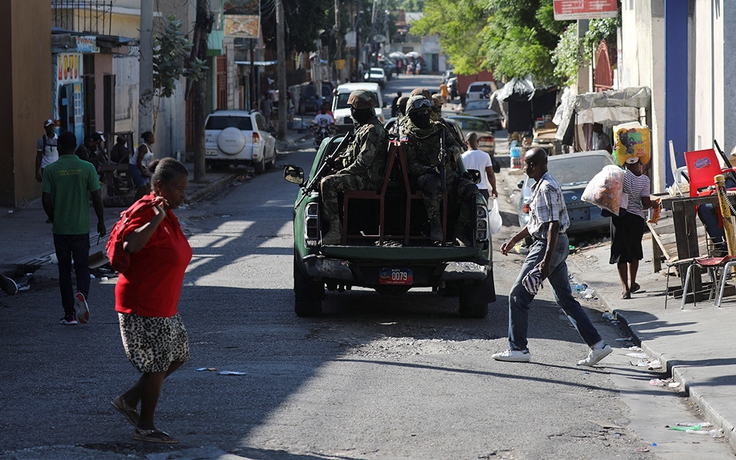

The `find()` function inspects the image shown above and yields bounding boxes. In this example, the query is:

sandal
[621,291,631,300]
[133,427,179,444]
[630,283,641,293]
[111,396,139,427]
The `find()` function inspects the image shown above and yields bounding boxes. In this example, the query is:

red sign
[553,0,618,20]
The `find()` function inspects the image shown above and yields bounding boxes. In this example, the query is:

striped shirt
[622,170,650,218]
[528,171,570,239]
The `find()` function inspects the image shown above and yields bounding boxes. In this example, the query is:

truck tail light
[476,205,489,242]
[305,202,320,247]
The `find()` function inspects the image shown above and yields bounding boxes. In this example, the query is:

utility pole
[354,0,361,82]
[189,0,213,182]
[139,0,154,142]
[276,0,287,140]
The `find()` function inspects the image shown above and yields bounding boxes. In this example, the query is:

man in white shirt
[460,132,497,201]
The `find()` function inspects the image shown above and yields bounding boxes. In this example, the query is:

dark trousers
[53,233,90,315]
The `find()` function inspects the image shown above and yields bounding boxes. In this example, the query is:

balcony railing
[52,0,113,36]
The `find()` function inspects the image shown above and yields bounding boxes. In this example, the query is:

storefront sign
[76,36,99,53]
[57,53,83,84]
[224,15,260,38]
[553,0,618,20]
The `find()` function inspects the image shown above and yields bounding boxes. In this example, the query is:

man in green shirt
[42,131,106,325]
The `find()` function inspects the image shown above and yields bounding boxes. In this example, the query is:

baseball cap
[44,119,54,128]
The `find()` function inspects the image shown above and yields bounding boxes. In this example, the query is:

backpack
[105,198,156,273]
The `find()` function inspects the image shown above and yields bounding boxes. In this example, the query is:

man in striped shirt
[493,148,612,366]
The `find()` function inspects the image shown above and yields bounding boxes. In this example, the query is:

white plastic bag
[489,198,502,234]
[582,165,624,214]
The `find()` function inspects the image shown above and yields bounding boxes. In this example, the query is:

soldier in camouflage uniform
[430,94,443,122]
[402,95,478,244]
[320,90,388,245]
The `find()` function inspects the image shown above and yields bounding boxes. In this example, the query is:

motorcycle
[313,118,333,149]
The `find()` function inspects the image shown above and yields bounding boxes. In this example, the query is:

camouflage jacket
[340,117,388,184]
[401,119,464,179]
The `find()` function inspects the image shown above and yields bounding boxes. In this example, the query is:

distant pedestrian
[129,131,155,200]
[461,133,497,201]
[494,147,612,366]
[440,82,449,103]
[261,92,273,126]
[111,157,191,444]
[391,91,403,118]
[41,131,106,325]
[36,119,58,183]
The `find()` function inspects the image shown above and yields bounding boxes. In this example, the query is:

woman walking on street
[610,157,659,299]
[111,157,192,444]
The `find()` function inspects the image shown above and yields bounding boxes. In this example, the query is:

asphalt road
[1,75,735,459]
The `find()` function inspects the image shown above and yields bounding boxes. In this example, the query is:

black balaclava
[409,109,431,129]
[351,107,374,125]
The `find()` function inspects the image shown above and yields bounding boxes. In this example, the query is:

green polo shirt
[41,154,100,235]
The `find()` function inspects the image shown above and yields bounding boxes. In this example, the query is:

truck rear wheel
[458,273,495,318]
[294,259,323,317]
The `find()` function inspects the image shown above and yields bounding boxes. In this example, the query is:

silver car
[517,150,616,234]
[204,110,277,174]
[461,100,503,131]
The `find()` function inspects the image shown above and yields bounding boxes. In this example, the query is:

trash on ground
[196,367,217,372]
[218,370,247,376]
[626,352,648,359]
[101,276,108,281]
[602,312,615,320]
[625,346,643,351]
[668,381,681,388]
[18,285,30,291]
[635,447,650,452]
[649,378,667,386]
[615,337,633,342]
[514,243,528,255]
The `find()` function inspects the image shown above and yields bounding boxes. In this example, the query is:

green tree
[410,0,488,75]
[152,15,207,131]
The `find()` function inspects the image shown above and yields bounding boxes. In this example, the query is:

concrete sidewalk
[566,234,736,448]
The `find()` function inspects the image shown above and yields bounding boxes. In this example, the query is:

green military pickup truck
[284,136,496,318]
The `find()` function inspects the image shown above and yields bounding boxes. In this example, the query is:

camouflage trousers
[414,171,478,229]
[320,172,379,222]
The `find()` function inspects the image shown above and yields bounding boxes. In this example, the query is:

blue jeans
[53,233,90,316]
[698,203,726,249]
[508,233,602,351]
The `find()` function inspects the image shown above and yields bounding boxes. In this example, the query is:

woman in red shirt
[111,157,191,444]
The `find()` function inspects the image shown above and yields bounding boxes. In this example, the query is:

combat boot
[429,218,443,242]
[322,220,343,245]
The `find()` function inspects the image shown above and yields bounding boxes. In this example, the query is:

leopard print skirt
[118,312,190,373]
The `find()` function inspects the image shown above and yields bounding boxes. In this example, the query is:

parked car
[443,68,455,83]
[517,150,615,234]
[446,115,495,156]
[204,110,277,174]
[298,82,334,115]
[364,67,387,87]
[466,81,494,101]
[460,100,504,131]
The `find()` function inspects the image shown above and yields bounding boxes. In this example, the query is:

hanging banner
[224,15,260,39]
[57,53,83,84]
[553,0,618,20]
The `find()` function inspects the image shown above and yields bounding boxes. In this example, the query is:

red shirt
[115,195,193,317]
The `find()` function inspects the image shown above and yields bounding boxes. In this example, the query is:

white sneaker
[74,292,89,325]
[492,349,531,362]
[578,343,612,366]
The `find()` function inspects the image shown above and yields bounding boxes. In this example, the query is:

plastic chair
[684,148,735,196]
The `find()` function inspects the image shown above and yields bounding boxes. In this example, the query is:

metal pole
[138,0,154,139]
[715,174,736,255]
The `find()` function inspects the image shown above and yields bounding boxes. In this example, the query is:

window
[206,116,253,131]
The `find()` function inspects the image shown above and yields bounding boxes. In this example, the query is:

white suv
[204,110,277,173]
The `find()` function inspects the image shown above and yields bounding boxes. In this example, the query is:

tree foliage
[260,0,333,55]
[153,16,207,99]
[410,0,488,75]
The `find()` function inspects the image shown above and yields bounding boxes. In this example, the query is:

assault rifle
[296,132,354,207]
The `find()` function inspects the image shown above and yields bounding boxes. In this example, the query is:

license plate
[379,268,413,285]
[568,208,590,222]
[205,149,218,156]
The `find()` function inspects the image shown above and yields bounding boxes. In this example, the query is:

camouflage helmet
[405,95,432,117]
[410,87,431,98]
[347,90,376,109]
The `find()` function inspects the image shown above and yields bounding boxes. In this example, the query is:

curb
[568,257,736,450]
[185,171,241,204]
